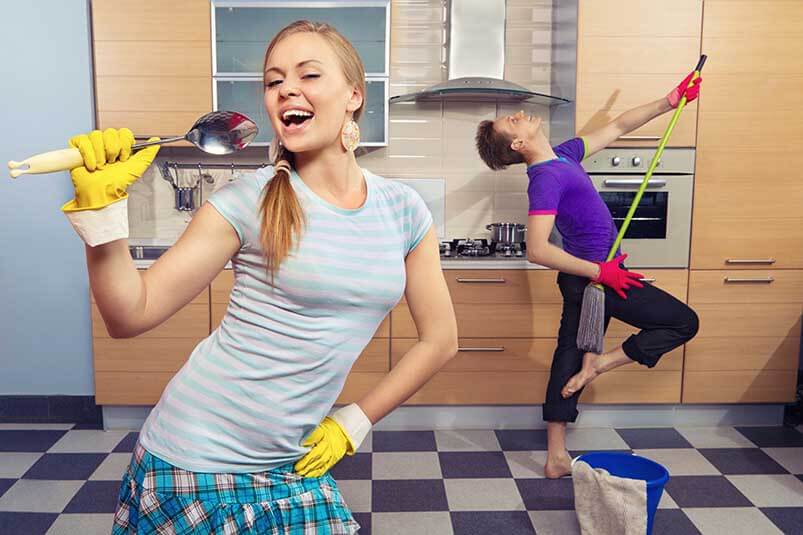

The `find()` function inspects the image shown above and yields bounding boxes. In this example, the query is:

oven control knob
[611,156,621,167]
[632,156,642,167]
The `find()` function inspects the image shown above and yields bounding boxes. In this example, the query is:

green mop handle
[605,54,707,262]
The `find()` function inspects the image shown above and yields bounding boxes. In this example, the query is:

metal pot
[486,222,526,244]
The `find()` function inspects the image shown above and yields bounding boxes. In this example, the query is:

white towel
[572,459,647,535]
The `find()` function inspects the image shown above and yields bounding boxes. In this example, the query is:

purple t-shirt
[527,137,618,263]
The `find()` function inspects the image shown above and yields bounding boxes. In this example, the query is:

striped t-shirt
[138,167,432,473]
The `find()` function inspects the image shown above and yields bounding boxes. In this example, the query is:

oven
[582,148,695,268]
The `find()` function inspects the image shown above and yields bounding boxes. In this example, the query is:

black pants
[542,272,699,423]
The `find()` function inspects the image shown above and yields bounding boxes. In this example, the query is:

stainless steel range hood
[389,0,570,106]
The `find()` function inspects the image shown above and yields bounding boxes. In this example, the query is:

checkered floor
[1,424,802,534]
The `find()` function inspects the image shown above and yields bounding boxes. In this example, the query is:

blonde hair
[259,20,366,275]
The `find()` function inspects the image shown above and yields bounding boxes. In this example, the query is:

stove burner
[439,238,526,259]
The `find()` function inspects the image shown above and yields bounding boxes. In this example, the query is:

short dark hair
[475,120,525,170]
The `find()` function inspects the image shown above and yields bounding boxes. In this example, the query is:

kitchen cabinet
[90,0,213,138]
[212,1,390,146]
[574,0,702,147]
[92,275,210,405]
[391,269,687,404]
[691,1,803,269]
[683,270,801,403]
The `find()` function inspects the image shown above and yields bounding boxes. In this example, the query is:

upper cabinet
[212,1,391,146]
[691,0,803,269]
[91,0,213,138]
[574,0,703,147]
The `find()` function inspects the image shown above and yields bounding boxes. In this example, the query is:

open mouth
[281,109,314,131]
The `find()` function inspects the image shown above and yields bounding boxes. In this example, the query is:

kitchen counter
[129,240,549,270]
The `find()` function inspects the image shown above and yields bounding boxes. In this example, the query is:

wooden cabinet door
[575,0,703,147]
[91,0,212,138]
[691,0,803,269]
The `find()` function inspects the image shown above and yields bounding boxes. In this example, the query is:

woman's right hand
[62,128,159,212]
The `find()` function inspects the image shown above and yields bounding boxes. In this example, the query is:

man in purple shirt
[475,73,701,478]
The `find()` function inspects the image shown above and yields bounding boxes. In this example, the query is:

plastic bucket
[575,452,669,534]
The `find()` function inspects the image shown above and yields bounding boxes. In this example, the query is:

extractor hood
[389,0,570,106]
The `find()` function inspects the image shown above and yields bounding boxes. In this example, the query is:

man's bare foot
[544,451,573,479]
[561,352,601,398]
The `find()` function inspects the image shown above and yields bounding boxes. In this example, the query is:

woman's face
[264,32,363,154]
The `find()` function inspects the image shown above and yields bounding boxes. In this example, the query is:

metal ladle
[8,111,259,178]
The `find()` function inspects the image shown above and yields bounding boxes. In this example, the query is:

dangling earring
[269,136,282,164]
[341,120,360,152]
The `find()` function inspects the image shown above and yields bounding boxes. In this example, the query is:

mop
[576,55,707,354]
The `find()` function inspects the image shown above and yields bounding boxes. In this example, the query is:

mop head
[577,283,605,354]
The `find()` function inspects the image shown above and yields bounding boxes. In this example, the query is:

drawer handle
[639,277,656,283]
[458,346,505,352]
[617,135,660,141]
[725,258,776,265]
[456,278,507,283]
[724,277,775,284]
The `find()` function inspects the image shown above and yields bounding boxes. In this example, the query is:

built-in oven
[582,148,695,268]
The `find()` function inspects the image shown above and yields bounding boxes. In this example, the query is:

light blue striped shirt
[139,167,432,473]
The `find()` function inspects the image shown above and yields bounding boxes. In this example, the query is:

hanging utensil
[8,111,258,178]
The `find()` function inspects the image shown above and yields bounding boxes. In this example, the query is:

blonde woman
[61,21,456,534]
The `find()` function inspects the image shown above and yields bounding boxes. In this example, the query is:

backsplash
[128,0,555,241]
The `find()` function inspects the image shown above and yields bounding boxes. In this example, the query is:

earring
[341,120,360,152]
[269,136,282,164]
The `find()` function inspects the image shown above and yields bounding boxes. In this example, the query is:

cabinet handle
[617,135,660,141]
[458,347,505,352]
[456,278,507,283]
[724,277,775,284]
[639,278,656,283]
[725,258,776,265]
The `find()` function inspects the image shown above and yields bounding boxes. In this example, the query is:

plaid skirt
[112,441,360,534]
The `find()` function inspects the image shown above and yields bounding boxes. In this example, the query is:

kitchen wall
[128,0,557,241]
[0,0,96,395]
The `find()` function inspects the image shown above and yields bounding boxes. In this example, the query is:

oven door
[590,175,693,268]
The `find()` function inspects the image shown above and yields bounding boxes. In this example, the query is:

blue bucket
[575,452,669,535]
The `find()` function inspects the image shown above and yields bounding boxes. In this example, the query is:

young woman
[475,73,701,479]
[62,21,457,533]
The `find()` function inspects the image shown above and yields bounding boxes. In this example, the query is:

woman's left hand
[295,404,372,477]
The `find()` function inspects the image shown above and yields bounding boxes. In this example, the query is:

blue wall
[0,1,95,394]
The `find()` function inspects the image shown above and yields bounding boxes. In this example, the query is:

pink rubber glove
[592,253,645,299]
[666,71,702,108]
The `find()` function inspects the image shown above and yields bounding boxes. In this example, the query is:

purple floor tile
[330,452,372,480]
[615,428,692,449]
[112,432,139,453]
[0,430,67,452]
[352,512,370,535]
[63,480,121,513]
[0,512,58,535]
[734,426,803,448]
[439,451,512,479]
[451,511,535,535]
[372,431,436,452]
[71,421,103,430]
[760,507,803,534]
[0,479,14,499]
[515,478,575,510]
[372,479,448,512]
[495,430,548,451]
[664,476,752,508]
[651,509,701,535]
[698,448,788,475]
[22,453,107,480]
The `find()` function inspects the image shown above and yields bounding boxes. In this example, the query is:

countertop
[129,239,548,270]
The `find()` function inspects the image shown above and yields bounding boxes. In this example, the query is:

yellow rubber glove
[295,404,372,478]
[62,128,159,212]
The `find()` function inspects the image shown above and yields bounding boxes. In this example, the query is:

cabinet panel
[683,370,797,403]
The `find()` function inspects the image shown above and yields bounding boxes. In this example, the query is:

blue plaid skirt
[112,441,360,534]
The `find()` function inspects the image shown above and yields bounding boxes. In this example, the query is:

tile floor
[1,423,802,534]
